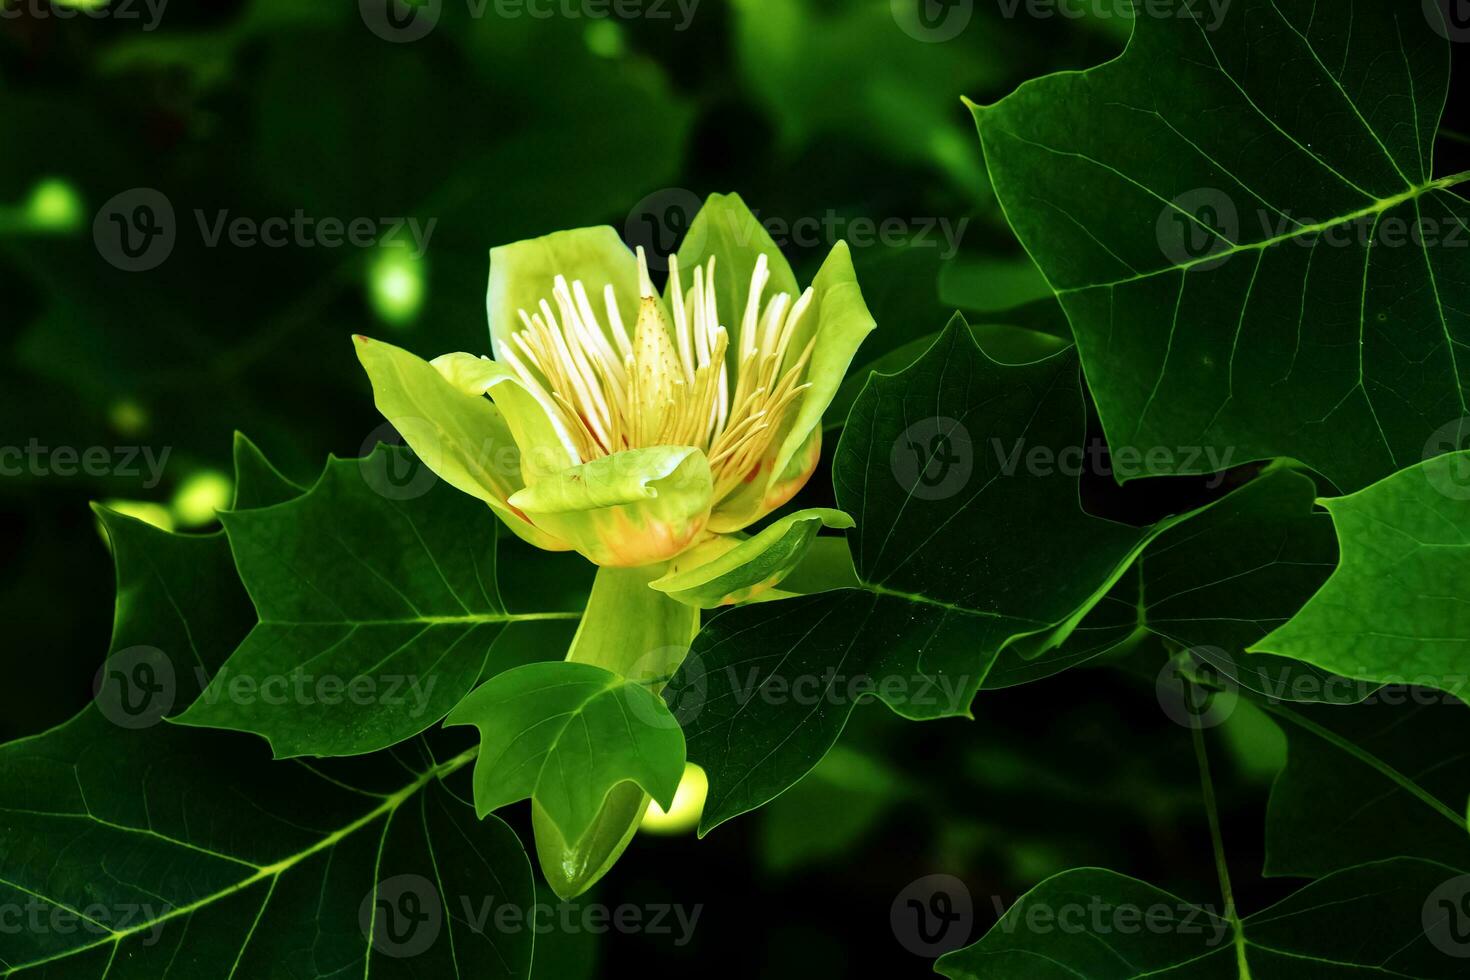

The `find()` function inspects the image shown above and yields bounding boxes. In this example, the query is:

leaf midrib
[255,611,581,626]
[1042,169,1470,296]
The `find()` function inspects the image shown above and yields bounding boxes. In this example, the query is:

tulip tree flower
[356,193,874,896]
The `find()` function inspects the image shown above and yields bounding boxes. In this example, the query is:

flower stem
[535,563,700,899]
[1190,720,1251,978]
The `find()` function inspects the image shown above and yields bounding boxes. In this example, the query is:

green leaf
[1254,452,1470,696]
[523,564,698,899]
[230,431,305,510]
[828,320,1070,434]
[445,661,686,847]
[759,746,906,875]
[0,508,534,978]
[1263,695,1470,876]
[730,0,1003,196]
[985,466,1341,695]
[972,0,1470,492]
[674,319,1171,834]
[936,858,1468,979]
[650,508,854,608]
[173,447,582,758]
[938,255,1056,317]
[775,536,862,595]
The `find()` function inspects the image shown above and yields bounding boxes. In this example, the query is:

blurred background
[3,1,1466,975]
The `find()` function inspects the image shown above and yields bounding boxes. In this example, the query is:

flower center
[501,247,815,502]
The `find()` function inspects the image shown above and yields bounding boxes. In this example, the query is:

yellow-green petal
[352,336,569,552]
[428,351,581,482]
[507,446,715,567]
[672,191,799,363]
[707,425,822,534]
[768,240,875,491]
[651,508,854,608]
[487,225,642,364]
